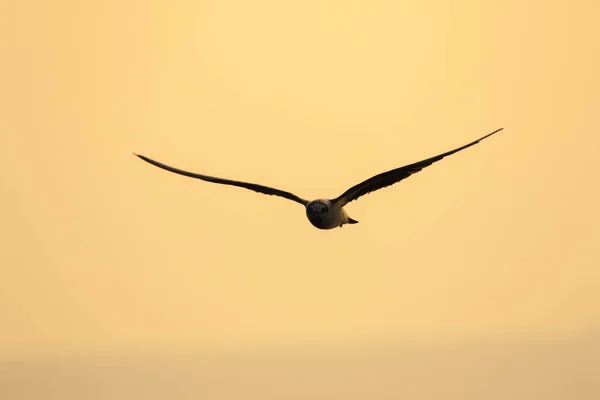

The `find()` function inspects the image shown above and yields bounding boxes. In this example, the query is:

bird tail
[348,217,359,224]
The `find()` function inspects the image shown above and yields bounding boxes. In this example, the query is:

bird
[134,128,502,230]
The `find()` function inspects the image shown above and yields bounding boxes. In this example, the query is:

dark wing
[332,128,503,207]
[134,154,309,206]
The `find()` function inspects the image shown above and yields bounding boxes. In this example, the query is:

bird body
[305,199,357,229]
[134,128,502,229]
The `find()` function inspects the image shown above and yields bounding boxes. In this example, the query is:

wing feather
[134,154,309,206]
[332,128,503,206]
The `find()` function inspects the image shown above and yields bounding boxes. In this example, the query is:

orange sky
[1,0,599,359]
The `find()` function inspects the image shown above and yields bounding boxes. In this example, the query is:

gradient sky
[1,0,599,359]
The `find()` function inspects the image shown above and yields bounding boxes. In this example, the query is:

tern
[134,128,502,229]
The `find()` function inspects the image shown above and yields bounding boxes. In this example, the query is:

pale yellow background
[1,0,599,398]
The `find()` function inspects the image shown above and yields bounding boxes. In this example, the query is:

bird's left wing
[134,154,309,206]
[331,128,503,207]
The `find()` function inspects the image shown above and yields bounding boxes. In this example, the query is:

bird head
[306,199,330,221]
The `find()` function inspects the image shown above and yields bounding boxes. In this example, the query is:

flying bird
[134,128,502,229]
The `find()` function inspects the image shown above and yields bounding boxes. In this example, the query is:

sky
[1,0,599,363]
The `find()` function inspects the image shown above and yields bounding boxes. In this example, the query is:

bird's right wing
[134,154,309,206]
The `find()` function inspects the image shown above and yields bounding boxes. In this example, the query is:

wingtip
[478,127,504,142]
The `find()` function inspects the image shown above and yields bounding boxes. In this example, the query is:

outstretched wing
[332,128,503,207]
[134,153,309,206]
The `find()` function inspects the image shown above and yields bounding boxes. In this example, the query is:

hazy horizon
[2,335,599,399]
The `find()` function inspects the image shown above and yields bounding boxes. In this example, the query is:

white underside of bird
[134,128,503,230]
